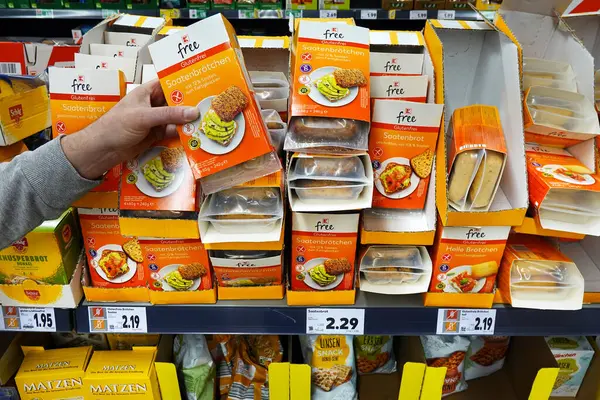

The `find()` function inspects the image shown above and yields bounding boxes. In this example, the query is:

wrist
[61,130,120,180]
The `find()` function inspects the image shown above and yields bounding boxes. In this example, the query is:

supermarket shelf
[0,8,157,18]
[75,292,600,335]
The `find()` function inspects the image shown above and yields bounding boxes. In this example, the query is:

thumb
[137,106,199,129]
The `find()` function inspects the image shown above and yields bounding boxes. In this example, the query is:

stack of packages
[360,30,442,297]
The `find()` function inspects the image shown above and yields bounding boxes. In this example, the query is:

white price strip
[306,308,365,335]
[35,8,53,18]
[319,9,337,18]
[436,309,497,335]
[1,306,56,332]
[360,9,378,19]
[409,10,428,20]
[437,10,456,20]
[89,306,148,333]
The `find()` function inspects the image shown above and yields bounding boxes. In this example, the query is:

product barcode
[0,63,22,75]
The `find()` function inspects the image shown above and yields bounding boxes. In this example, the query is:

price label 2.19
[1,306,56,332]
[306,308,365,335]
[89,306,148,333]
[436,309,497,335]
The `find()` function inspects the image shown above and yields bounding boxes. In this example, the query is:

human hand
[62,79,199,180]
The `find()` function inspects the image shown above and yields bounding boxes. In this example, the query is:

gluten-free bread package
[447,105,507,212]
[284,20,371,154]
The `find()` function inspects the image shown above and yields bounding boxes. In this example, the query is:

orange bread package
[447,105,507,212]
[147,15,280,193]
[48,67,126,193]
[369,99,443,210]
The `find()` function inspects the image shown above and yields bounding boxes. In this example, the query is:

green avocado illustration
[202,109,236,144]
[316,74,349,101]
[309,264,336,286]
[165,270,193,291]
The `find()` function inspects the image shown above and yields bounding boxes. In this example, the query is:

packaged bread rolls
[447,105,507,212]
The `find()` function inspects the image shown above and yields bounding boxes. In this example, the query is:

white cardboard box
[74,53,137,83]
[90,43,139,59]
[369,30,425,76]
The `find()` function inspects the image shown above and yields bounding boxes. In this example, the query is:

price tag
[306,308,365,335]
[101,9,118,18]
[409,10,428,20]
[1,306,56,332]
[89,306,148,333]
[438,10,455,20]
[284,9,302,19]
[360,9,378,19]
[436,309,496,335]
[319,9,337,18]
[238,9,255,19]
[188,9,206,19]
[35,8,53,18]
[160,8,181,19]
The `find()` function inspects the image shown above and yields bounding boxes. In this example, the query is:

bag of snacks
[300,335,357,400]
[173,335,216,400]
[354,335,396,374]
[421,335,469,396]
[465,336,510,380]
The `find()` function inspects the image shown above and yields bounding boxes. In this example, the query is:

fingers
[136,105,199,130]
[147,79,168,107]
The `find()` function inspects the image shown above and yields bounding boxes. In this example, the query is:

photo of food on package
[429,226,510,294]
[141,238,212,292]
[546,336,594,397]
[354,335,396,375]
[369,100,443,210]
[465,336,510,380]
[421,335,469,396]
[285,21,370,153]
[209,250,283,288]
[300,335,357,399]
[79,208,146,288]
[291,213,359,292]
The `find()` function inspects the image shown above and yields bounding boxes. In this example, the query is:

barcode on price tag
[438,10,455,20]
[436,309,496,335]
[1,306,56,332]
[89,306,148,333]
[319,9,337,18]
[410,10,428,20]
[360,9,378,19]
[0,63,22,75]
[306,308,365,335]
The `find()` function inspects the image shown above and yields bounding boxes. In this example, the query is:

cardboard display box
[561,236,600,303]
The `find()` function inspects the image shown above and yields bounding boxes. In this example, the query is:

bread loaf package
[285,20,370,154]
[447,105,507,212]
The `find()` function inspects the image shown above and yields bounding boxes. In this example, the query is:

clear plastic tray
[213,250,279,259]
[360,246,426,285]
[284,116,369,153]
[200,187,283,221]
[261,109,286,154]
[291,180,366,201]
[543,189,600,215]
[539,207,600,225]
[292,156,366,181]
[523,57,577,92]
[251,76,289,101]
[211,218,280,234]
[526,87,598,133]
[510,260,579,302]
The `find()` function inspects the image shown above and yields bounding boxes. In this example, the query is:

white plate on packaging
[307,66,359,107]
[537,164,595,186]
[92,244,137,284]
[187,96,245,155]
[158,264,201,292]
[134,146,185,198]
[302,257,344,291]
[374,157,420,199]
[442,265,486,294]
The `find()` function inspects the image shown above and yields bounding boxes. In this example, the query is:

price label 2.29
[89,306,148,333]
[1,306,56,332]
[306,308,365,335]
[436,309,497,335]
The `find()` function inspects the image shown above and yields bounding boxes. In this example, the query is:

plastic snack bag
[208,335,238,397]
[173,335,216,400]
[421,335,469,397]
[354,335,396,374]
[465,336,509,380]
[300,335,358,400]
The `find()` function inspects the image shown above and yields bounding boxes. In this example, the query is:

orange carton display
[48,67,126,207]
[148,15,278,185]
[78,208,147,290]
[369,99,443,210]
[447,105,507,212]
[290,212,359,292]
[525,144,600,236]
[498,235,584,310]
[426,224,510,308]
[285,20,371,154]
[119,137,199,239]
[370,75,428,102]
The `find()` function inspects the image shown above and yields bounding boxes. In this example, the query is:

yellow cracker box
[84,347,160,400]
[0,208,81,286]
[148,15,277,183]
[16,346,93,400]
[107,334,161,350]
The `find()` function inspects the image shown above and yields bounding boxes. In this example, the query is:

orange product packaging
[369,75,428,102]
[48,67,126,193]
[525,143,600,235]
[78,208,147,289]
[369,99,443,210]
[140,238,213,292]
[290,212,359,292]
[285,20,371,153]
[119,136,196,213]
[147,15,276,181]
[208,250,283,288]
[447,105,507,212]
[429,225,511,294]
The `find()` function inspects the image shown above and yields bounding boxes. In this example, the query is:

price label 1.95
[89,306,148,333]
[436,309,497,335]
[1,306,56,332]
[306,308,365,335]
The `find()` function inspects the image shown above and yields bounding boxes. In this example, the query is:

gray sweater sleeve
[0,138,100,250]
